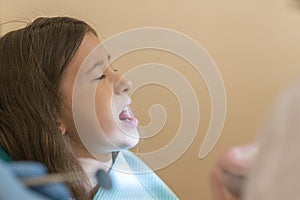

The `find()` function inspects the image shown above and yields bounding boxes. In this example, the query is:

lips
[119,102,139,127]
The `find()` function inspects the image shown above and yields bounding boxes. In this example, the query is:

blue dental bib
[93,150,178,200]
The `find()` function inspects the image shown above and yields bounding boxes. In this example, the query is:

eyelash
[96,75,106,80]
[96,68,118,80]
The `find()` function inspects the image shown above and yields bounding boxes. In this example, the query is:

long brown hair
[0,17,97,199]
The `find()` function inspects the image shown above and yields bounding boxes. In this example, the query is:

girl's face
[60,32,139,158]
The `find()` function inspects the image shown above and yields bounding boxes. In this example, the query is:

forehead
[67,32,102,76]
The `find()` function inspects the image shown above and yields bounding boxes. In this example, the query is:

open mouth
[119,105,139,127]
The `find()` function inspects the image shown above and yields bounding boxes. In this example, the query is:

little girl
[0,16,177,199]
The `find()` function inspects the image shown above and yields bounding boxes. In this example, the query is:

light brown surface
[1,0,300,199]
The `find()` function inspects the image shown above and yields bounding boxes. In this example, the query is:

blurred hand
[210,144,258,200]
[0,160,70,200]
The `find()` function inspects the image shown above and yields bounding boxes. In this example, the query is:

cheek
[95,86,116,133]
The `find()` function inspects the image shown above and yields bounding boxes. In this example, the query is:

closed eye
[96,74,106,80]
[96,67,117,81]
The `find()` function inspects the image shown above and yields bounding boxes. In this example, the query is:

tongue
[119,108,139,126]
[119,110,132,121]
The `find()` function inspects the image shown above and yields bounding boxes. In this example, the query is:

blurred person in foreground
[210,80,300,200]
[210,1,300,199]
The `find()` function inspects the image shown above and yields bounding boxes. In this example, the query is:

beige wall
[2,0,300,199]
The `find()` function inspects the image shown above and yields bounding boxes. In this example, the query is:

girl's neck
[70,140,112,162]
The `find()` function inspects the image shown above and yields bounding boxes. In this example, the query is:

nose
[114,75,132,95]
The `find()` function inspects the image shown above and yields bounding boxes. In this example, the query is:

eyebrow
[86,54,111,74]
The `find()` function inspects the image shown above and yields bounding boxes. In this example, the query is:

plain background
[1,0,300,199]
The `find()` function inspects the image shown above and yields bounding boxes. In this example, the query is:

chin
[119,135,140,150]
[114,129,140,150]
